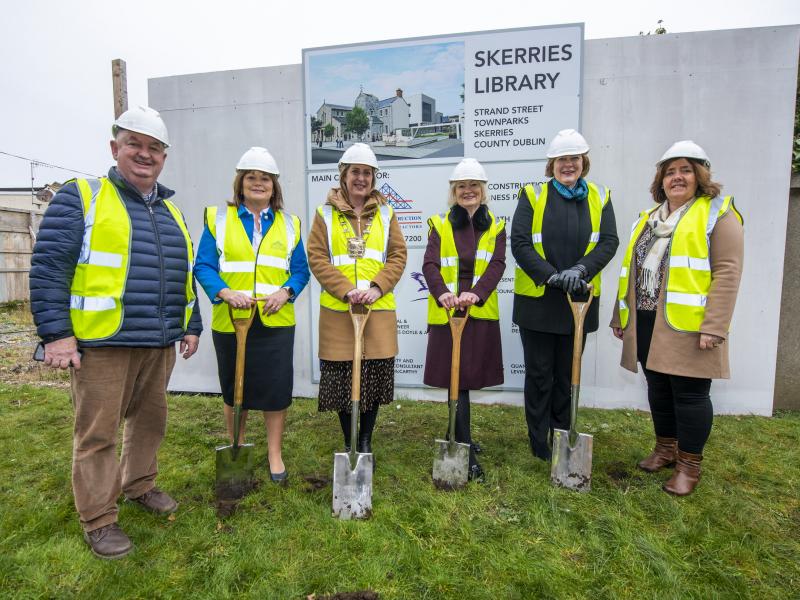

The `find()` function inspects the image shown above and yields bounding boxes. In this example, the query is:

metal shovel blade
[332,452,374,520]
[432,439,470,490]
[215,443,256,500]
[550,428,593,492]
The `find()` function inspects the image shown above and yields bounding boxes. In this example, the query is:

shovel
[551,284,594,492]
[332,303,374,520]
[215,304,257,500]
[432,306,471,490]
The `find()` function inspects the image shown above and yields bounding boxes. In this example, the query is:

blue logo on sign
[410,271,428,302]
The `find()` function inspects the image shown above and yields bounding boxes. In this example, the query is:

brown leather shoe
[129,487,178,515]
[637,436,677,472]
[83,523,133,559]
[663,449,703,496]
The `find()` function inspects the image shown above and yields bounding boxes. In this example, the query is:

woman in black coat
[511,129,618,461]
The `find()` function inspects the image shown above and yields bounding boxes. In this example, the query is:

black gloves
[554,265,588,295]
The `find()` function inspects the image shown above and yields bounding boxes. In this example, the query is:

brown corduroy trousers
[70,346,176,532]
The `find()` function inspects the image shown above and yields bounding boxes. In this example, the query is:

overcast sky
[1,0,797,187]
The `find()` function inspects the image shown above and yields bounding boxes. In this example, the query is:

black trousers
[519,327,585,458]
[636,310,713,454]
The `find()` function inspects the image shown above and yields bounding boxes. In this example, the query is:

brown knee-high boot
[637,437,677,472]
[663,449,703,496]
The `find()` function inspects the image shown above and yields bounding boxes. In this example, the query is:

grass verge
[0,382,798,599]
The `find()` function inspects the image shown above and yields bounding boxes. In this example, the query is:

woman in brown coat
[307,143,407,466]
[422,158,506,482]
[610,140,744,496]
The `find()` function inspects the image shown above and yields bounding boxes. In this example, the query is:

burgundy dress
[422,205,505,390]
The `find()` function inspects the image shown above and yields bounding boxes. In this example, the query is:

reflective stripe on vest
[513,181,608,298]
[70,177,195,341]
[317,203,396,312]
[616,195,742,331]
[426,209,505,325]
[206,205,299,331]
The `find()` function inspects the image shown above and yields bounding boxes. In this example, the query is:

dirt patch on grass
[214,479,260,517]
[308,592,379,600]
[303,474,331,492]
[606,462,631,483]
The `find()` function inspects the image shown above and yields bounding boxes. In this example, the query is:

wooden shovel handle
[446,306,470,403]
[349,304,372,403]
[566,284,593,386]
[228,305,257,409]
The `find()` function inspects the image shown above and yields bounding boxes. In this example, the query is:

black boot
[468,462,485,483]
[337,410,351,452]
[455,391,484,482]
[359,407,378,471]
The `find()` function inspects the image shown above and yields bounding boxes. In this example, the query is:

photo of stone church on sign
[306,41,465,164]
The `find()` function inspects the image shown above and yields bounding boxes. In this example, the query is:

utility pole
[112,59,128,119]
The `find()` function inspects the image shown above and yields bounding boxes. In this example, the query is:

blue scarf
[552,177,588,201]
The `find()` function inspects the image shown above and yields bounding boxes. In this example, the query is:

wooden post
[112,59,128,119]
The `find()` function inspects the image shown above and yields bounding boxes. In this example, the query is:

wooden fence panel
[0,207,44,303]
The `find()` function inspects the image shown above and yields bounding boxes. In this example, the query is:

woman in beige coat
[610,140,743,496]
[307,143,407,467]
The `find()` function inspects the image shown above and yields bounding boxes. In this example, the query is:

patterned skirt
[318,357,395,413]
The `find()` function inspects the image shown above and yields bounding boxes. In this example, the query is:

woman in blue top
[195,147,310,482]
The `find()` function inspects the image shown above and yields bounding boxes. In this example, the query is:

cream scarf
[641,199,694,296]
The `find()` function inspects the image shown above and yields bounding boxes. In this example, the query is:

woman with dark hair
[512,129,619,461]
[610,140,744,496]
[307,143,407,468]
[195,146,309,483]
[422,158,505,482]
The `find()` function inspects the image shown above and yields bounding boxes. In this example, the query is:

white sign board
[302,24,584,388]
[464,28,582,161]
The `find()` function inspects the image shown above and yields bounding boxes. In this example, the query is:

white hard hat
[657,140,711,167]
[546,129,589,158]
[339,143,379,169]
[112,105,170,147]
[236,147,280,176]
[449,158,488,182]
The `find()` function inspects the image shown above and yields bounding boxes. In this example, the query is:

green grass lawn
[0,383,798,599]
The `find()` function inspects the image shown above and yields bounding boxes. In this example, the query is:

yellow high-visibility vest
[70,177,195,341]
[426,209,505,325]
[317,203,396,312]
[206,205,300,331]
[616,195,743,331]
[513,181,609,297]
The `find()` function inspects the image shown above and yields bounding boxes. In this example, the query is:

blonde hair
[544,153,591,179]
[229,170,283,210]
[447,180,488,207]
[650,158,722,204]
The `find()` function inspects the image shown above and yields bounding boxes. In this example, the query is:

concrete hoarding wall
[579,27,799,416]
[151,26,800,415]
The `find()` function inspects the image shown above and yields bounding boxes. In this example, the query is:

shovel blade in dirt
[332,451,373,519]
[550,428,593,492]
[432,439,470,490]
[215,442,256,499]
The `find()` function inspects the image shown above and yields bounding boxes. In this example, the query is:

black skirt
[212,318,294,411]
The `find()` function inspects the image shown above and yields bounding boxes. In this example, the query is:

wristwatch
[281,286,295,299]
